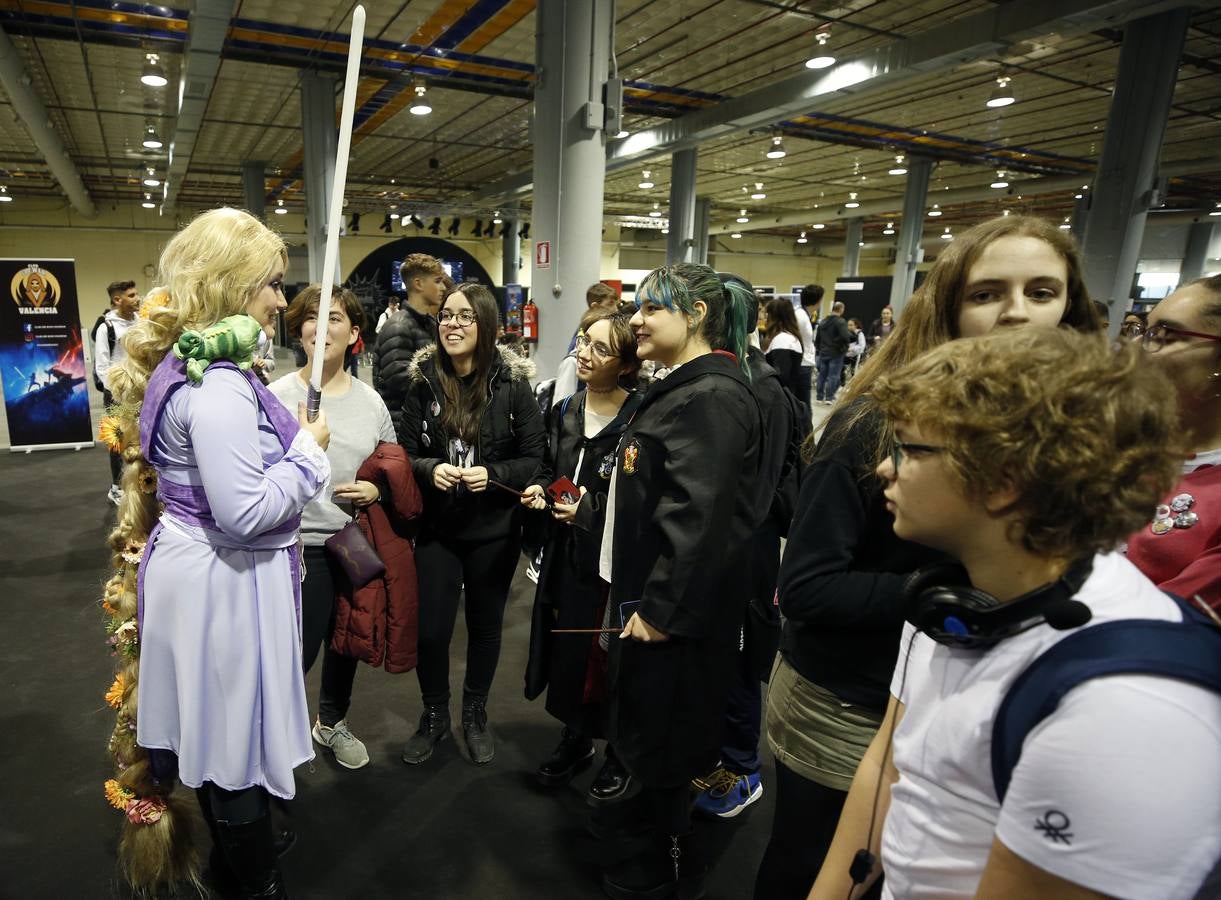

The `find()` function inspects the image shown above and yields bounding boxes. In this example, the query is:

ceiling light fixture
[766,137,786,160]
[409,81,432,116]
[389,209,400,219]
[1059,217,1072,230]
[141,53,168,88]
[990,170,1009,189]
[928,203,942,217]
[649,201,663,218]
[882,222,895,235]
[940,226,953,240]
[986,74,1015,108]
[492,210,503,224]
[812,222,825,230]
[142,123,163,149]
[844,192,860,209]
[730,232,742,239]
[797,231,808,244]
[888,155,907,176]
[274,199,287,215]
[805,31,835,69]
[142,167,160,187]
[615,130,630,139]
[661,226,669,234]
[736,208,749,223]
[751,182,766,200]
[638,170,654,190]
[1210,202,1221,217]
[0,185,11,203]
[141,192,155,209]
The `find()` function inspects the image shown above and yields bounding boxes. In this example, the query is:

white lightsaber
[306,4,366,422]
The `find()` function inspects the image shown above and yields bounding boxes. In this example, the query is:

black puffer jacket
[375,304,436,437]
[400,345,546,542]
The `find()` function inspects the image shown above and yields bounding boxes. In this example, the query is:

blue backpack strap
[991,610,1221,803]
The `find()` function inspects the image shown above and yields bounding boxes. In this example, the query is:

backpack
[991,593,1221,804]
[772,386,811,536]
[90,315,116,391]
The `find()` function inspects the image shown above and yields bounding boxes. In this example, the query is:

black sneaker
[401,704,450,765]
[536,728,595,788]
[461,694,495,765]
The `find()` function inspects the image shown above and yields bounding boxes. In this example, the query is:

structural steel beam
[0,25,96,216]
[477,0,1185,202]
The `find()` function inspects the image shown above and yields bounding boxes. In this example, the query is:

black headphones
[905,556,1095,649]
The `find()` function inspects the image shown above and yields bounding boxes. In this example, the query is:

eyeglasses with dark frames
[891,439,945,473]
[1140,323,1221,353]
[438,309,477,327]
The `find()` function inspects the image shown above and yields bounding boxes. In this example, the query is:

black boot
[215,814,288,899]
[602,831,705,900]
[401,703,450,765]
[196,787,238,894]
[588,744,634,807]
[537,728,595,787]
[461,693,495,765]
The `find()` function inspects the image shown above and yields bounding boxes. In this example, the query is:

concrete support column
[1070,193,1089,242]
[1081,8,1190,335]
[502,201,521,285]
[693,197,711,265]
[842,217,863,277]
[531,0,613,377]
[1180,221,1215,285]
[666,148,698,264]
[242,161,266,221]
[301,72,339,285]
[888,157,932,314]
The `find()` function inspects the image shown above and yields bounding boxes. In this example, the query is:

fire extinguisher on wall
[522,299,539,343]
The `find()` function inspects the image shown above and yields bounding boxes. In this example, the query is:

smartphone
[619,600,640,629]
[547,476,580,505]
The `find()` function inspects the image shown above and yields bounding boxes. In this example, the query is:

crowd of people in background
[95,208,1219,900]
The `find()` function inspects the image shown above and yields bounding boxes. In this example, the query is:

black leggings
[414,532,521,705]
[198,782,269,825]
[753,760,883,900]
[102,389,121,484]
[300,545,359,727]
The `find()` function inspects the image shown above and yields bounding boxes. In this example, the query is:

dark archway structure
[346,237,495,298]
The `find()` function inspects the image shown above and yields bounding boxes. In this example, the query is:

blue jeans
[815,355,845,402]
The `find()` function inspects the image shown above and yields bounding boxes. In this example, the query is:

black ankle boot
[461,694,495,765]
[589,745,633,806]
[401,703,450,765]
[537,728,595,787]
[602,831,705,900]
[215,814,288,899]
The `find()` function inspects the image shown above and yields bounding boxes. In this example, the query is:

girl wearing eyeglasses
[521,308,643,802]
[1126,274,1221,610]
[756,215,1103,900]
[399,282,546,766]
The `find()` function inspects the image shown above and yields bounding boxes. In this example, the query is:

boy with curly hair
[810,327,1221,900]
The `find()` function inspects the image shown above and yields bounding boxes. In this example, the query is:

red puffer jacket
[331,443,423,672]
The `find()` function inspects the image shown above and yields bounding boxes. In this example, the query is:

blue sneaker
[692,766,763,818]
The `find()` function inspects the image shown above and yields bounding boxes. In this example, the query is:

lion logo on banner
[11,265,62,309]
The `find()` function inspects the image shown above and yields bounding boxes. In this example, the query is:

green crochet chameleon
[173,314,264,383]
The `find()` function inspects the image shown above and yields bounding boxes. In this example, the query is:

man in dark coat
[374,253,445,438]
[814,299,853,404]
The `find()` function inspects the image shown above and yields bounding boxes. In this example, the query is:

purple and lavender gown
[135,355,330,798]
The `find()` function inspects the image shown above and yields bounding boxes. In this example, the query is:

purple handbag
[324,510,385,588]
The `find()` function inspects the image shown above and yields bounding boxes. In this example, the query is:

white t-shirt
[766,331,803,356]
[796,308,817,366]
[94,310,135,390]
[881,552,1221,900]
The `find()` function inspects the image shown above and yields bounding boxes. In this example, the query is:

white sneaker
[107,485,123,506]
[312,718,370,770]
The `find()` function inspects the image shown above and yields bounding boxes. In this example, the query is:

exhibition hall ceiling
[0,0,1218,245]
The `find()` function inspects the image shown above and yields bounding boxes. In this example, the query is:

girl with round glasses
[399,282,546,767]
[1126,274,1221,610]
[756,215,1103,900]
[522,308,643,802]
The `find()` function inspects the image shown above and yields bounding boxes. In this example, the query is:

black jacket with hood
[375,304,437,438]
[399,345,546,542]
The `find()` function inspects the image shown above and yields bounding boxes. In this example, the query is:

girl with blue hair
[600,262,765,899]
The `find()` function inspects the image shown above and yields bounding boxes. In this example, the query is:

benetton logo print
[1034,810,1073,845]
